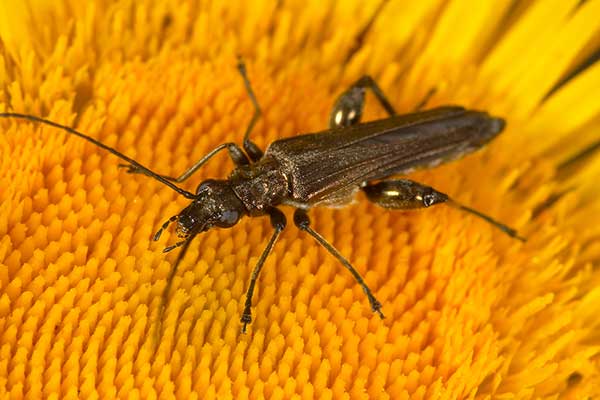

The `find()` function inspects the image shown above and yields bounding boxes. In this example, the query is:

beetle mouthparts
[175,225,190,238]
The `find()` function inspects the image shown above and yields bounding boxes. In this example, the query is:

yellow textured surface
[1,1,600,399]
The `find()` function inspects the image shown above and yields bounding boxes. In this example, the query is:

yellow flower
[1,0,600,398]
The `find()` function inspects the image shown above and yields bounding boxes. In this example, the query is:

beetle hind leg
[363,179,525,241]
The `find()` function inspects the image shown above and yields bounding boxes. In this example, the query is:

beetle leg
[121,56,267,182]
[241,208,287,333]
[293,209,385,319]
[343,0,389,64]
[413,88,436,111]
[329,75,439,129]
[363,179,525,241]
[119,141,251,182]
[329,75,397,128]
[237,57,264,162]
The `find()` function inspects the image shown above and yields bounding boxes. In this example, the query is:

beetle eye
[217,209,240,227]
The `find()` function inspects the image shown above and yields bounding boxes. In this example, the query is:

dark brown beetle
[0,61,524,333]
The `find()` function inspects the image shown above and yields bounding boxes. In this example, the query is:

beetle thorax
[229,157,289,216]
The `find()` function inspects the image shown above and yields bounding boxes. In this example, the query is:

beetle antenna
[0,112,196,199]
[447,200,526,242]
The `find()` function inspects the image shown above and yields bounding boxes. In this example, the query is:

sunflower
[1,1,599,398]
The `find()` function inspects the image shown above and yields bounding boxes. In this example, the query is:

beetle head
[155,179,246,252]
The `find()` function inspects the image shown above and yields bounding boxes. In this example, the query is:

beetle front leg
[363,179,525,241]
[119,142,251,182]
[237,57,264,162]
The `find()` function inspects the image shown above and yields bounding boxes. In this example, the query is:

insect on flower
[0,59,525,333]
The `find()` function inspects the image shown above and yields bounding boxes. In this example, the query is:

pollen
[1,1,600,399]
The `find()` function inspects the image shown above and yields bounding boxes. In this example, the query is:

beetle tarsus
[370,299,385,319]
[240,312,252,333]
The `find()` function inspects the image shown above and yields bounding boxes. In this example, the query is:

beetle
[0,59,524,333]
